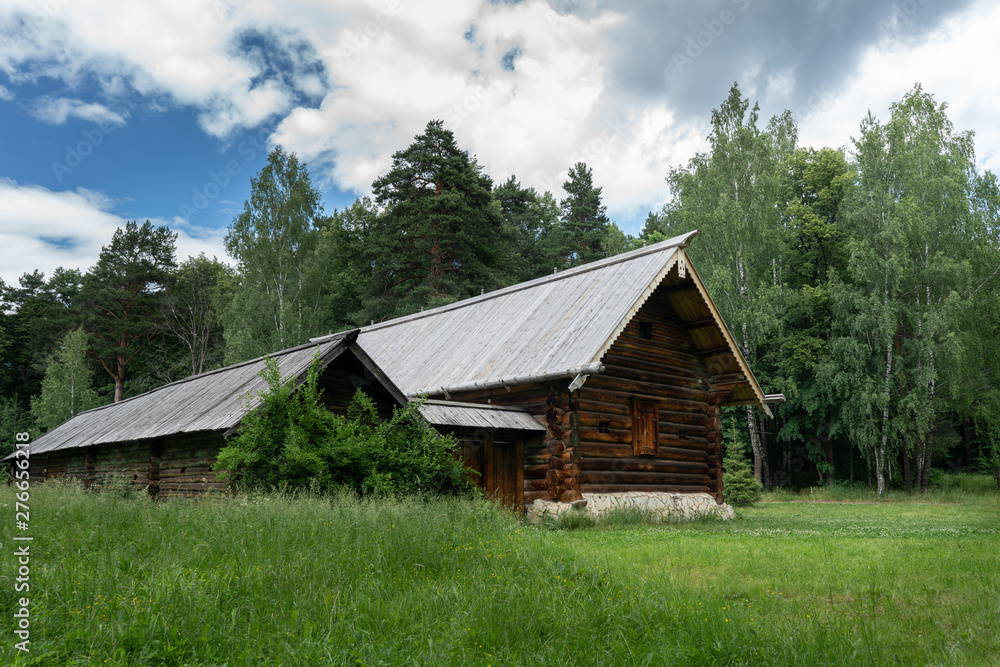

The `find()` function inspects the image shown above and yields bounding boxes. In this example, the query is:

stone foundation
[527,491,735,523]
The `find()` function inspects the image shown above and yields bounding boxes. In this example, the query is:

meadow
[1,478,998,666]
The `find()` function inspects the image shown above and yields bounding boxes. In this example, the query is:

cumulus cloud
[1,0,998,232]
[31,96,127,125]
[0,179,228,286]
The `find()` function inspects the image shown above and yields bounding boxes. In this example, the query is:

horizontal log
[578,412,631,430]
[587,376,711,403]
[580,484,711,494]
[661,435,709,449]
[579,443,633,457]
[579,457,709,474]
[657,446,709,462]
[605,341,702,371]
[601,364,709,390]
[576,400,631,417]
[580,471,709,486]
[602,351,704,379]
[616,335,700,359]
[581,387,708,413]
[524,490,549,504]
[577,426,631,444]
[525,478,549,492]
[525,463,549,477]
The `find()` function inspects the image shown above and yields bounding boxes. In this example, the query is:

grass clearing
[1,481,998,665]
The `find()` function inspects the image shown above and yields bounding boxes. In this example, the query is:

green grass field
[1,479,998,665]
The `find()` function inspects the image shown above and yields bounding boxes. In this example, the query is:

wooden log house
[10,231,773,508]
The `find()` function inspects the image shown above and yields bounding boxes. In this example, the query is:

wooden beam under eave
[696,346,732,358]
[681,318,717,330]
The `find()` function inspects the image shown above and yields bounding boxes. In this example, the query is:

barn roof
[16,228,769,460]
[20,333,357,458]
[315,230,769,413]
[418,400,546,432]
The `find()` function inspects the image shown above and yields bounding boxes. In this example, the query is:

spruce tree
[361,120,506,320]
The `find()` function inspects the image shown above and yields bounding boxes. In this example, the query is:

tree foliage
[214,356,474,497]
[359,120,507,320]
[81,220,177,403]
[222,147,328,363]
[31,327,102,432]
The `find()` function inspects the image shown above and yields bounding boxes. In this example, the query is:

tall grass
[1,481,998,665]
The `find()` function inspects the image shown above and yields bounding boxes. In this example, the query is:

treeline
[649,84,1000,492]
[2,85,998,491]
[0,120,632,447]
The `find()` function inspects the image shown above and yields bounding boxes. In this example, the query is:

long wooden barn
[11,231,773,510]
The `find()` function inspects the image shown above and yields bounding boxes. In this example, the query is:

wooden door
[632,398,659,456]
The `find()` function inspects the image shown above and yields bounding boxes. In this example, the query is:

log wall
[577,293,726,503]
[20,431,228,498]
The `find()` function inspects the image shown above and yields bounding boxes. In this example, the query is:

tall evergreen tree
[81,220,177,403]
[360,120,506,320]
[553,162,611,268]
[0,268,83,405]
[222,146,328,363]
[493,176,560,282]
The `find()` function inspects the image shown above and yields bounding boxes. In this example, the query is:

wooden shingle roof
[315,230,766,412]
[18,333,355,458]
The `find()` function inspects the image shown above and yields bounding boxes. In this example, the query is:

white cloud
[31,96,127,126]
[2,0,999,235]
[796,0,1000,172]
[0,84,12,100]
[0,179,228,287]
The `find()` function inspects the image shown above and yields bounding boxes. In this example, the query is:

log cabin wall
[155,433,227,497]
[448,381,577,505]
[579,287,725,503]
[20,432,228,498]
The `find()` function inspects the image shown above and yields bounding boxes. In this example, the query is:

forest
[2,83,998,493]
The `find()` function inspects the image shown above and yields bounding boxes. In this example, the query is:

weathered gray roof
[418,400,546,432]
[320,231,700,397]
[20,334,352,458]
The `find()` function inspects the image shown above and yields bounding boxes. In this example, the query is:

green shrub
[215,356,474,497]
[723,443,762,507]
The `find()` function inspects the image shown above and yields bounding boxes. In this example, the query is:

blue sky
[1,0,998,285]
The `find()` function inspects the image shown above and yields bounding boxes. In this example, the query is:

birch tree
[31,328,101,432]
[222,147,327,363]
[665,83,794,486]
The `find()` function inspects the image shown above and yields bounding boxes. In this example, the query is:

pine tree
[81,220,177,402]
[360,120,506,320]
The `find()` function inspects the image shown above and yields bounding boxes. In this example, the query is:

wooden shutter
[632,398,659,456]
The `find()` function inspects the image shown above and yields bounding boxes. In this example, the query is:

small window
[638,322,653,339]
[598,421,610,434]
[678,430,688,441]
